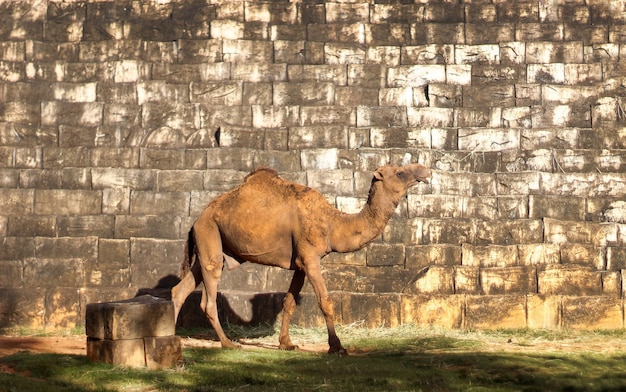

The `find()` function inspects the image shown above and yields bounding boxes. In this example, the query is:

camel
[171,163,431,354]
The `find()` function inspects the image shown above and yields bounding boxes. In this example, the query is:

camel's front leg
[194,221,241,349]
[279,269,306,350]
[304,262,347,355]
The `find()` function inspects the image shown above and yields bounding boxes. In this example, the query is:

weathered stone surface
[561,296,623,330]
[465,295,527,329]
[401,294,463,328]
[85,295,175,340]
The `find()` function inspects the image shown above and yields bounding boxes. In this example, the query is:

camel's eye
[396,172,404,178]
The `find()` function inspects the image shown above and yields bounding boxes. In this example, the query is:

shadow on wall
[136,274,285,332]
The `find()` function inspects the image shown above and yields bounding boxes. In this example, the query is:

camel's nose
[408,164,431,184]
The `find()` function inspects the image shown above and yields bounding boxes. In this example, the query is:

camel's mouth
[416,176,429,184]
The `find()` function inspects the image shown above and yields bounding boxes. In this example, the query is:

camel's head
[373,164,431,195]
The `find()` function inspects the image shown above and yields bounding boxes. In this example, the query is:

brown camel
[171,163,431,354]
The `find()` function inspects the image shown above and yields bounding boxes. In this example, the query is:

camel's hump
[244,167,279,182]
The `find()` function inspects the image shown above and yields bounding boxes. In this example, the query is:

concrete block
[401,294,463,328]
[465,295,526,329]
[562,296,623,330]
[85,295,175,340]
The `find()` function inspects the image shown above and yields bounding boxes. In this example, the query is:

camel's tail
[181,227,196,279]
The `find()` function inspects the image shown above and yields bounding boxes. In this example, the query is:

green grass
[2,326,626,391]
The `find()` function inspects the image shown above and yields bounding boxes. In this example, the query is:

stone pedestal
[85,295,182,369]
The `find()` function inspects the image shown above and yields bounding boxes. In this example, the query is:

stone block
[401,294,463,329]
[0,188,35,216]
[462,244,518,267]
[85,295,175,340]
[302,106,356,127]
[480,266,537,295]
[406,244,462,269]
[130,191,190,216]
[324,43,366,65]
[367,243,405,267]
[466,24,514,45]
[562,296,623,330]
[458,128,520,151]
[252,105,299,128]
[407,107,454,128]
[518,244,560,266]
[144,336,182,369]
[340,293,400,328]
[406,266,455,295]
[527,295,561,329]
[455,266,480,294]
[560,243,605,269]
[115,215,181,240]
[538,265,603,296]
[87,337,145,368]
[0,237,35,261]
[0,260,23,288]
[0,288,46,328]
[422,218,475,245]
[465,295,527,329]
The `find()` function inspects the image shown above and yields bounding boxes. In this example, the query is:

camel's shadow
[136,274,286,339]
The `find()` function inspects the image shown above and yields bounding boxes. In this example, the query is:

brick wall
[2,0,626,331]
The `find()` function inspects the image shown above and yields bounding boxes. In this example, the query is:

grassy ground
[2,325,626,391]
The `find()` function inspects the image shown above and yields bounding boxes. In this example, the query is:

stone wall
[1,0,626,331]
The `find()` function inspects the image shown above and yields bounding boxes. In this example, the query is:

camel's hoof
[328,346,348,356]
[279,343,298,351]
[222,341,242,349]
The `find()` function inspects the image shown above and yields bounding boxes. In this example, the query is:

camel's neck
[330,181,402,253]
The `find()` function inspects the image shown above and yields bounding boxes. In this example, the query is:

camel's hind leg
[193,220,240,349]
[171,261,203,320]
[278,269,306,350]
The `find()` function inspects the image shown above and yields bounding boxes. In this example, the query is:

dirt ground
[2,333,626,359]
[0,336,330,358]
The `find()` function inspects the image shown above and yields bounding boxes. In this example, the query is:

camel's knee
[319,296,335,318]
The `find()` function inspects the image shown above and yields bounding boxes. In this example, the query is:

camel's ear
[373,168,384,181]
